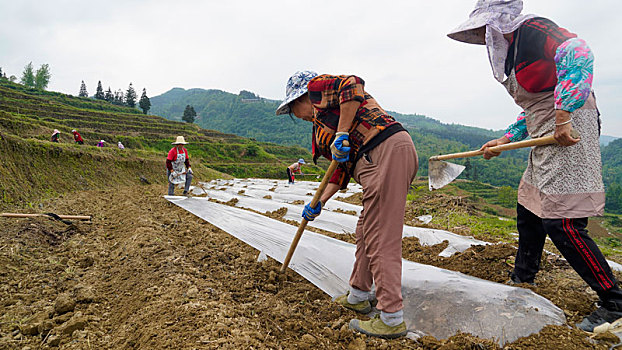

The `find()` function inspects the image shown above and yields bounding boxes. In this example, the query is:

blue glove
[302,201,323,221]
[330,132,350,163]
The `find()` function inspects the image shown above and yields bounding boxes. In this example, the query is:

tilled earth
[0,184,620,349]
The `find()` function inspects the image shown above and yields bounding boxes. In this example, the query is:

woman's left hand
[554,110,580,146]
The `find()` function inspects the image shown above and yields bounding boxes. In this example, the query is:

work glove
[171,171,178,178]
[330,132,350,163]
[302,201,323,221]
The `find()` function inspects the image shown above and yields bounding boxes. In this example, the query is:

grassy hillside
[0,81,313,209]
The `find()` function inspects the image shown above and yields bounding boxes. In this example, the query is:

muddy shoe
[507,271,536,286]
[349,315,407,339]
[182,191,192,197]
[577,306,622,332]
[334,293,371,314]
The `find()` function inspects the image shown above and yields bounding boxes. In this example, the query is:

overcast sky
[1,0,620,136]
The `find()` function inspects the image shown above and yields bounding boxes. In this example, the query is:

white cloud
[1,0,620,136]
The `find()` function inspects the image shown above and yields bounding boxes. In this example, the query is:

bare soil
[0,184,620,349]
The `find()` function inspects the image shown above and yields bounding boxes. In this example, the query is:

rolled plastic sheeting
[166,196,566,345]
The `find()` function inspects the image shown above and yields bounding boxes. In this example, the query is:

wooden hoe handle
[280,142,348,273]
[429,134,562,162]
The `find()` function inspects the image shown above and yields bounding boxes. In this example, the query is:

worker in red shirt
[166,136,193,196]
[72,129,84,144]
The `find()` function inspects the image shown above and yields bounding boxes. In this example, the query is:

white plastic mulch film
[166,179,567,345]
[192,179,486,257]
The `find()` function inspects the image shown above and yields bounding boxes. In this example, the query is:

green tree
[139,88,151,114]
[497,186,517,208]
[20,62,35,88]
[606,183,622,214]
[34,64,51,90]
[125,83,137,107]
[113,89,124,105]
[95,81,105,100]
[104,87,114,103]
[9,75,17,83]
[79,80,88,97]
[0,67,5,80]
[182,105,196,123]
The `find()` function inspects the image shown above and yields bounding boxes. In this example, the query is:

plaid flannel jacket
[307,74,400,188]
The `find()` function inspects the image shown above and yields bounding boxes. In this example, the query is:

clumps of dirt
[266,207,288,220]
[237,189,245,195]
[334,208,357,216]
[225,198,239,206]
[269,186,276,192]
[15,218,82,246]
[336,192,362,205]
[291,200,305,205]
[403,240,517,283]
[263,195,272,199]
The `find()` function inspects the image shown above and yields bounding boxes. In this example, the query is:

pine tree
[104,87,114,103]
[20,62,35,88]
[114,89,124,105]
[95,81,105,100]
[79,80,88,97]
[125,83,137,108]
[182,105,197,123]
[139,88,151,114]
[34,64,51,90]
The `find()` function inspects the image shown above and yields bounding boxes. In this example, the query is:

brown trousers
[350,131,418,313]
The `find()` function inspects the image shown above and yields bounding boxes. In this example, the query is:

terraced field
[0,81,314,208]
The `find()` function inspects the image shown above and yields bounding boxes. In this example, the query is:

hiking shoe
[576,306,622,332]
[182,191,192,197]
[334,293,371,314]
[349,315,407,339]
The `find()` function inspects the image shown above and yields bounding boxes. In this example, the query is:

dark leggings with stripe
[286,168,294,183]
[514,203,622,305]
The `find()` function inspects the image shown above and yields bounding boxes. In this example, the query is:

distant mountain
[601,135,619,147]
[150,88,312,148]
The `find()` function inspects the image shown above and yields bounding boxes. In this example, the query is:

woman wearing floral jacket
[449,0,622,332]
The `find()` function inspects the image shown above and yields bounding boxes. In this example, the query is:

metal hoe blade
[428,160,465,191]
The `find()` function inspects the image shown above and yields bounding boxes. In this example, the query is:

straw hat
[100,140,105,143]
[52,129,60,135]
[172,136,188,145]
[275,71,318,116]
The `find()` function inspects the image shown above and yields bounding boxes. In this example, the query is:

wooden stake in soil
[280,142,348,274]
[1,213,92,220]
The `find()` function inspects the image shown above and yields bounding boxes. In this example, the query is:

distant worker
[97,140,106,147]
[286,158,305,184]
[276,71,418,339]
[448,0,622,332]
[118,141,125,150]
[51,129,60,143]
[72,129,84,144]
[166,136,193,196]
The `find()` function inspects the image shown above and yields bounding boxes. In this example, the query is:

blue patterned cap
[275,70,318,115]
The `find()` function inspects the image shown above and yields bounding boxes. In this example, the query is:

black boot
[577,288,622,332]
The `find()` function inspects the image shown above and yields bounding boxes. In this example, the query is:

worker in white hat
[166,136,193,196]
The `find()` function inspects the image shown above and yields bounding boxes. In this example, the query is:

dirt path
[0,184,618,349]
